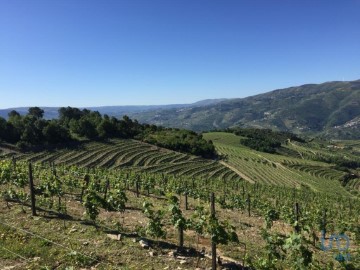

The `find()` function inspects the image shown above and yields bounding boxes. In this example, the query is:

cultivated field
[1,135,359,269]
[203,132,357,196]
[0,138,241,183]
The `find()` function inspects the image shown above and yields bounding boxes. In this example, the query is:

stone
[168,250,176,257]
[107,234,121,241]
[149,251,157,257]
[139,239,149,249]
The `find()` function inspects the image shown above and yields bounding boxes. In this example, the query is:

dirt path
[219,161,255,184]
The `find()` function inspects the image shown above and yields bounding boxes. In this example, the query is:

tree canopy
[0,107,217,159]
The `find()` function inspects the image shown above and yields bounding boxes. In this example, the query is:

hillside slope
[132,80,360,138]
[203,132,358,197]
[0,138,240,182]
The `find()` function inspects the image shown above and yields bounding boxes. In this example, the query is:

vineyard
[0,138,241,183]
[203,132,358,196]
[0,134,359,269]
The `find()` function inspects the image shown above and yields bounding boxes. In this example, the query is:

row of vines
[1,158,359,269]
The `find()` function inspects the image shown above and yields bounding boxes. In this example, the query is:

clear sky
[1,0,360,108]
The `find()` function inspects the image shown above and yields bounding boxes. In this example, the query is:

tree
[97,119,117,138]
[58,107,83,125]
[42,120,71,144]
[7,111,23,141]
[71,118,98,139]
[28,107,44,119]
[8,110,20,118]
[19,116,44,145]
[0,118,18,143]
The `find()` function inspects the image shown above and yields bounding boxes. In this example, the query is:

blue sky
[1,0,359,108]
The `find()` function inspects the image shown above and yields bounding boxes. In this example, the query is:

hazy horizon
[1,77,359,110]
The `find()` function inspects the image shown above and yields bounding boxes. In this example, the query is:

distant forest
[0,107,216,159]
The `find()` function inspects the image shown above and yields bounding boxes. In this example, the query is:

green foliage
[42,120,71,144]
[0,160,12,185]
[142,129,217,158]
[240,137,281,153]
[82,190,101,222]
[254,229,285,269]
[233,128,303,153]
[283,232,313,269]
[234,128,304,143]
[1,159,360,268]
[28,107,44,119]
[0,107,216,158]
[206,215,238,245]
[167,195,187,229]
[106,184,127,212]
[264,209,280,229]
[189,205,208,236]
[142,201,166,239]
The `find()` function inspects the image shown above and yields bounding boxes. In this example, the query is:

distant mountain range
[131,80,360,139]
[0,99,226,120]
[1,80,359,139]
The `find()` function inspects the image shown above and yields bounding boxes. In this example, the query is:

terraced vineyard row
[347,178,360,191]
[203,132,354,196]
[1,139,241,182]
[288,140,360,164]
[286,164,346,180]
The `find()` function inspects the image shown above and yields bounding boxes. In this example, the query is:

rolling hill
[132,80,360,139]
[2,80,360,139]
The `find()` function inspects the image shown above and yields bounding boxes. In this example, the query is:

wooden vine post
[210,192,217,270]
[322,209,327,238]
[125,173,129,190]
[294,202,300,233]
[223,178,226,204]
[28,162,37,216]
[52,164,61,211]
[104,178,110,200]
[184,182,188,210]
[80,174,90,202]
[179,219,184,249]
[52,162,56,176]
[12,156,16,171]
[293,188,296,201]
[247,193,251,217]
[136,180,140,198]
